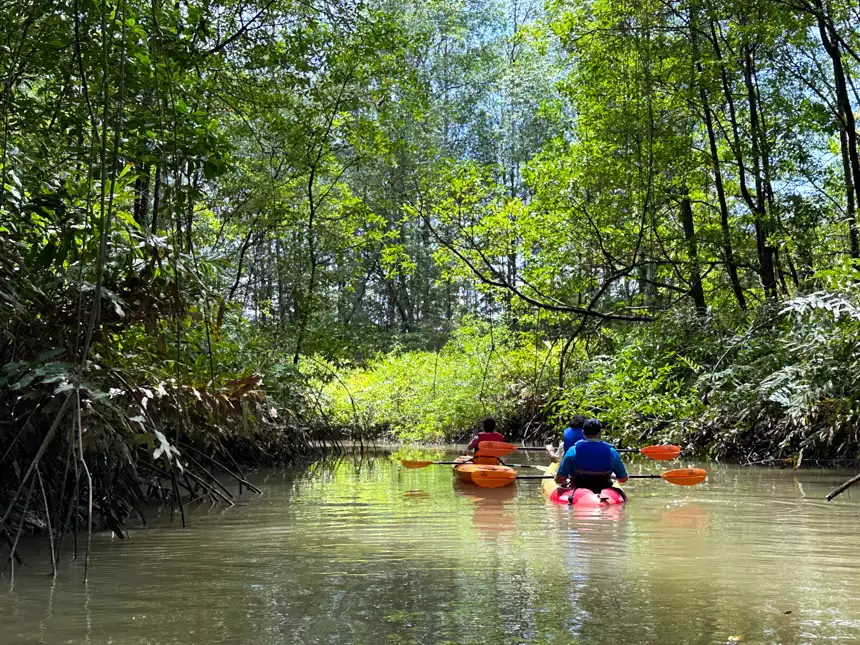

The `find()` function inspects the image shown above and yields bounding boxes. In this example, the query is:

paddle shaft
[518,446,654,452]
[517,474,677,480]
[404,459,537,468]
[458,457,537,468]
[513,444,680,460]
[603,447,677,455]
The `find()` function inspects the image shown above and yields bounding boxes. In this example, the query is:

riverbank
[4,281,859,563]
[0,370,338,572]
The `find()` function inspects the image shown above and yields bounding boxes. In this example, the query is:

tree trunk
[275,239,286,332]
[708,19,777,298]
[680,196,707,315]
[133,163,150,228]
[741,45,778,298]
[751,63,798,289]
[840,126,858,257]
[691,10,746,309]
[151,164,161,235]
[816,6,860,259]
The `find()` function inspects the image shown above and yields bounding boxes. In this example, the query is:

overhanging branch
[421,214,653,323]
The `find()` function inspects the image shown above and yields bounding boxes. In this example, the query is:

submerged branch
[826,472,860,502]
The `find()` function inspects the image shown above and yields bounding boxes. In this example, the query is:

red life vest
[472,431,506,464]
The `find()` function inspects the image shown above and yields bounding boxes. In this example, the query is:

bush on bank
[317,322,559,441]
[320,277,860,463]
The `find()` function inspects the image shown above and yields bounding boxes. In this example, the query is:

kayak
[453,455,517,488]
[454,454,502,466]
[541,462,626,506]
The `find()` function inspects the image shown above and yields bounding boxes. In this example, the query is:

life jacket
[571,439,613,474]
[473,431,505,464]
[476,431,504,444]
[562,426,585,454]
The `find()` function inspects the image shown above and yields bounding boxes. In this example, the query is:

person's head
[483,417,496,433]
[583,418,602,438]
[570,414,587,429]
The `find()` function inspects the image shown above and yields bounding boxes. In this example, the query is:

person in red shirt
[467,417,504,450]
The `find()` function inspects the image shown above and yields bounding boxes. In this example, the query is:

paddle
[486,468,708,488]
[401,460,470,468]
[478,441,681,461]
[615,445,681,461]
[400,459,539,469]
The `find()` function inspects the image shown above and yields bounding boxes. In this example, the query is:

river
[2,449,860,644]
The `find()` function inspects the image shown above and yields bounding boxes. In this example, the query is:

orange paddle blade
[660,468,708,486]
[476,441,517,457]
[400,460,435,468]
[639,445,682,461]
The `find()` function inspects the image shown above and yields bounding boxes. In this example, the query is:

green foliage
[318,264,860,462]
[6,0,860,548]
[320,321,560,441]
[555,334,706,445]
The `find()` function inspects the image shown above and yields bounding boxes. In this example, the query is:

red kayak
[542,462,626,506]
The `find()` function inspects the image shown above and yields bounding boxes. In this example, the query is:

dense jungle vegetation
[3,0,860,549]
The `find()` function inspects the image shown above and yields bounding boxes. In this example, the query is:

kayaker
[467,417,504,450]
[555,418,628,493]
[545,414,587,462]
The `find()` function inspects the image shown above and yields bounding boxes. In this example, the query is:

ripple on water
[3,457,860,645]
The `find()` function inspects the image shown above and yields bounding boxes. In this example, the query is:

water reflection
[454,480,517,539]
[402,489,431,501]
[658,502,708,530]
[1,453,860,644]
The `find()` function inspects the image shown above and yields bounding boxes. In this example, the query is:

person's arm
[545,440,563,461]
[556,448,576,484]
[610,448,628,483]
[468,435,479,450]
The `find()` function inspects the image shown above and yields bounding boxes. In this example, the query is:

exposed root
[0,371,332,579]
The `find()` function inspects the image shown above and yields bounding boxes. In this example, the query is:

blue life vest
[571,439,613,474]
[562,426,585,454]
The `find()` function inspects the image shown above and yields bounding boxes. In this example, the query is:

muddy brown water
[1,450,859,644]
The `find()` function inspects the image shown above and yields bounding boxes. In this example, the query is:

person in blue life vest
[545,414,587,462]
[555,418,628,494]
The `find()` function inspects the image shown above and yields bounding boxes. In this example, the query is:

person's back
[468,417,504,451]
[562,425,585,454]
[568,439,613,473]
[556,418,628,493]
[546,414,586,461]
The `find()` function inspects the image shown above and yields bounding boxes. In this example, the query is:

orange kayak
[453,456,517,488]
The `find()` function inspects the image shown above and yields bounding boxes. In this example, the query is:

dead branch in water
[826,472,860,502]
